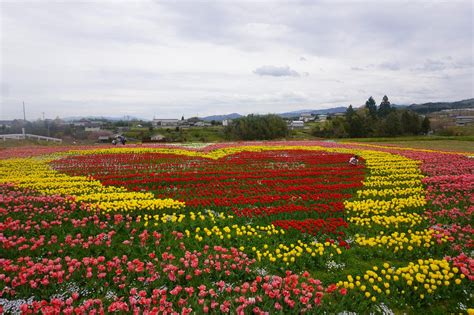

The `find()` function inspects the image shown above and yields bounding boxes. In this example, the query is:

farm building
[290,121,305,129]
[152,119,180,127]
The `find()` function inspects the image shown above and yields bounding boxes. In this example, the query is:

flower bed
[0,141,472,313]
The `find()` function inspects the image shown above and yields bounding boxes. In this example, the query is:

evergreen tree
[382,111,403,136]
[365,97,377,118]
[401,110,421,135]
[312,96,426,138]
[421,116,431,134]
[378,95,392,117]
[347,113,368,138]
[346,105,355,122]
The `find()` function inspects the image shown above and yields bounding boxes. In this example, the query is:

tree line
[313,96,430,138]
[224,114,288,140]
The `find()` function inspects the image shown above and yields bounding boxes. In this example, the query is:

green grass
[340,135,474,142]
[0,139,64,148]
[289,127,318,139]
[339,137,474,153]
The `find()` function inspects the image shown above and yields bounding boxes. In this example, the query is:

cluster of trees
[313,96,431,138]
[224,114,288,140]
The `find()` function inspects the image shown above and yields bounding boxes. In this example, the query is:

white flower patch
[0,297,35,315]
[376,303,395,315]
[326,260,346,271]
[105,290,118,301]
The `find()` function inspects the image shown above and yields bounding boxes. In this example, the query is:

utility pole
[43,112,50,137]
[22,101,27,137]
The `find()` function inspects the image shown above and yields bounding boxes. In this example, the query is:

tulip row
[51,150,363,218]
[337,259,466,304]
[326,142,472,311]
[354,229,449,253]
[0,157,185,213]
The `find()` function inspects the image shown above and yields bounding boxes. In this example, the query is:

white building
[299,113,315,122]
[455,116,474,126]
[194,121,212,127]
[151,134,166,141]
[290,120,305,129]
[152,119,180,127]
[85,127,101,132]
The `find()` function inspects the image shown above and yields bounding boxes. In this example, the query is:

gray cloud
[1,83,10,98]
[379,62,401,71]
[253,65,300,77]
[1,1,472,120]
[418,59,447,72]
[411,57,474,72]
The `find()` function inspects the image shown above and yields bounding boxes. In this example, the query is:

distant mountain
[201,113,242,121]
[63,115,147,122]
[278,107,348,118]
[276,99,474,118]
[202,108,348,121]
[390,104,408,109]
[406,98,474,114]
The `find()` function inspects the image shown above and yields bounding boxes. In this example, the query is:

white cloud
[254,65,301,77]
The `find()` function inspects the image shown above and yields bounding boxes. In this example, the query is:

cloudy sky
[1,0,473,120]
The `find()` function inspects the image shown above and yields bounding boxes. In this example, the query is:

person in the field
[349,155,359,166]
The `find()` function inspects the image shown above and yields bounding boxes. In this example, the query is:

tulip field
[0,141,472,314]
